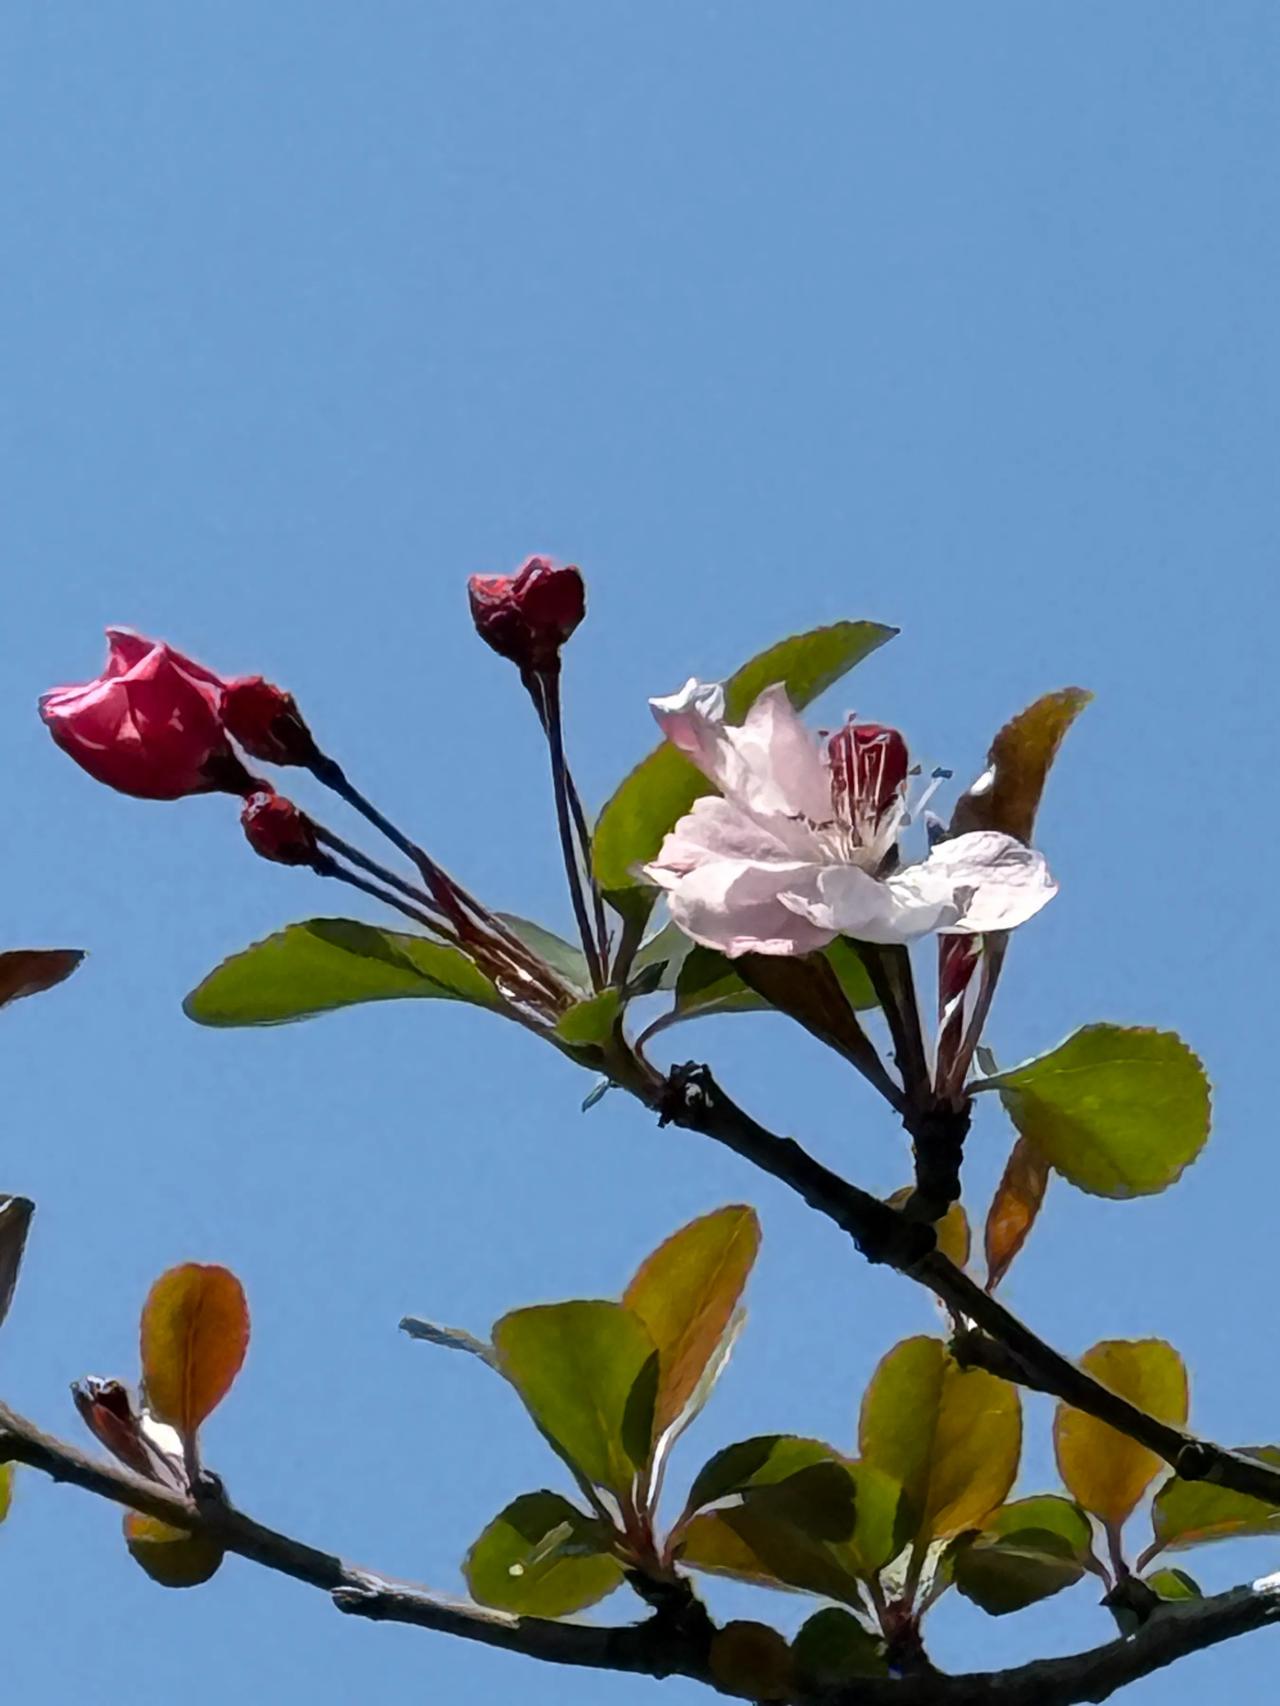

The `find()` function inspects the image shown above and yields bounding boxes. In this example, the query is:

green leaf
[592,620,897,907]
[184,919,502,1027]
[1149,1448,1280,1557]
[492,1301,657,1499]
[950,689,1091,844]
[647,938,877,1040]
[497,915,591,994]
[631,922,695,989]
[792,1607,888,1685]
[677,1507,865,1605]
[953,1496,1096,1616]
[0,1463,12,1525]
[1054,1340,1188,1531]
[1144,1567,1202,1601]
[978,1025,1211,1199]
[123,1512,224,1588]
[554,987,623,1048]
[464,1491,624,1616]
[623,1206,760,1449]
[683,1436,858,1542]
[858,1336,1021,1548]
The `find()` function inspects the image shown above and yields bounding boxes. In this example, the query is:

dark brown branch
[651,1063,1280,1510]
[2,1395,1279,1702]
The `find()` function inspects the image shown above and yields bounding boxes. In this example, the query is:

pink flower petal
[661,857,835,958]
[780,861,961,944]
[923,831,1058,934]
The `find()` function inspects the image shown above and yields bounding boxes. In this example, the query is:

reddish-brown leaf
[951,689,1090,844]
[0,949,83,1009]
[983,1138,1050,1292]
[140,1264,249,1437]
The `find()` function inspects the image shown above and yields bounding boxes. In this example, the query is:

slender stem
[526,669,611,974]
[860,943,931,1104]
[312,827,454,928]
[531,669,605,989]
[312,854,460,939]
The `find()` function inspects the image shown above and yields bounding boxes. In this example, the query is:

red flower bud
[40,630,250,800]
[223,676,318,767]
[71,1378,161,1481]
[467,557,585,672]
[828,722,910,835]
[241,791,320,867]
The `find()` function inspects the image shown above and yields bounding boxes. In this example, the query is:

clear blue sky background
[1,5,1276,1702]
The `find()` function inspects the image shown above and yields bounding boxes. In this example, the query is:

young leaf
[978,1026,1210,1199]
[184,919,501,1027]
[623,1205,760,1449]
[0,1196,34,1335]
[858,1336,1021,1547]
[140,1264,250,1438]
[677,1507,865,1605]
[950,689,1091,843]
[791,1607,888,1685]
[709,1621,794,1703]
[491,1301,657,1499]
[1144,1567,1202,1601]
[464,1490,625,1616]
[0,949,84,1009]
[554,987,623,1049]
[952,1496,1097,1615]
[123,1511,223,1588]
[1147,1448,1280,1558]
[592,620,897,906]
[983,1137,1050,1291]
[0,1463,12,1525]
[1054,1340,1188,1533]
[495,915,591,995]
[885,1189,970,1270]
[682,1436,857,1541]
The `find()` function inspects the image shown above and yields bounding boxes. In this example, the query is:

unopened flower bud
[71,1378,158,1480]
[240,791,320,867]
[223,676,319,767]
[467,557,585,672]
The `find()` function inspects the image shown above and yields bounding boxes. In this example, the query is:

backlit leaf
[0,949,84,1009]
[492,1301,657,1498]
[1054,1340,1188,1532]
[592,621,897,908]
[792,1607,888,1684]
[979,1026,1210,1199]
[1145,1567,1202,1601]
[0,1463,12,1524]
[677,1508,864,1604]
[1149,1447,1280,1557]
[554,987,622,1048]
[496,915,591,995]
[624,1206,759,1449]
[140,1264,250,1437]
[184,919,501,1027]
[682,1436,857,1541]
[953,1496,1096,1615]
[858,1336,1021,1546]
[123,1511,223,1587]
[464,1490,624,1616]
[950,688,1091,844]
[983,1137,1050,1291]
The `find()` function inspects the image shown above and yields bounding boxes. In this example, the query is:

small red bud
[222,676,318,767]
[467,557,585,672]
[240,791,320,867]
[71,1378,159,1480]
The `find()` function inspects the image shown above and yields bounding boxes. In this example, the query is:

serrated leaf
[1148,1447,1280,1557]
[123,1511,223,1587]
[464,1490,624,1616]
[554,987,623,1048]
[886,1189,969,1270]
[859,1336,1021,1547]
[983,1137,1050,1291]
[792,1607,888,1684]
[496,915,591,994]
[140,1264,250,1438]
[592,621,897,910]
[184,919,501,1027]
[1054,1340,1188,1532]
[0,949,84,1009]
[953,1496,1096,1615]
[979,1026,1210,1199]
[624,1206,759,1452]
[951,688,1091,843]
[492,1301,657,1499]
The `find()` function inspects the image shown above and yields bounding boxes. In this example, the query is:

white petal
[921,831,1058,935]
[781,862,961,944]
[660,857,836,958]
[643,794,819,887]
[721,684,832,821]
[649,678,730,787]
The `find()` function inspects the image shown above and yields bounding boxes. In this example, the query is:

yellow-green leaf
[464,1490,624,1616]
[677,1508,864,1605]
[624,1206,759,1448]
[140,1264,250,1438]
[980,1026,1210,1199]
[492,1301,657,1498]
[123,1511,223,1587]
[792,1607,888,1685]
[682,1436,857,1540]
[953,1495,1096,1615]
[950,688,1091,844]
[983,1137,1050,1291]
[1149,1447,1280,1557]
[593,621,896,903]
[858,1336,1021,1546]
[554,987,623,1048]
[1054,1340,1188,1532]
[0,1463,12,1524]
[184,919,501,1027]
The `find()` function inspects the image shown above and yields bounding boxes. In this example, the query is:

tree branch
[652,1062,1280,1509]
[1,1395,1278,1703]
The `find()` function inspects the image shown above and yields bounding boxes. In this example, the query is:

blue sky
[2,4,1277,1701]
